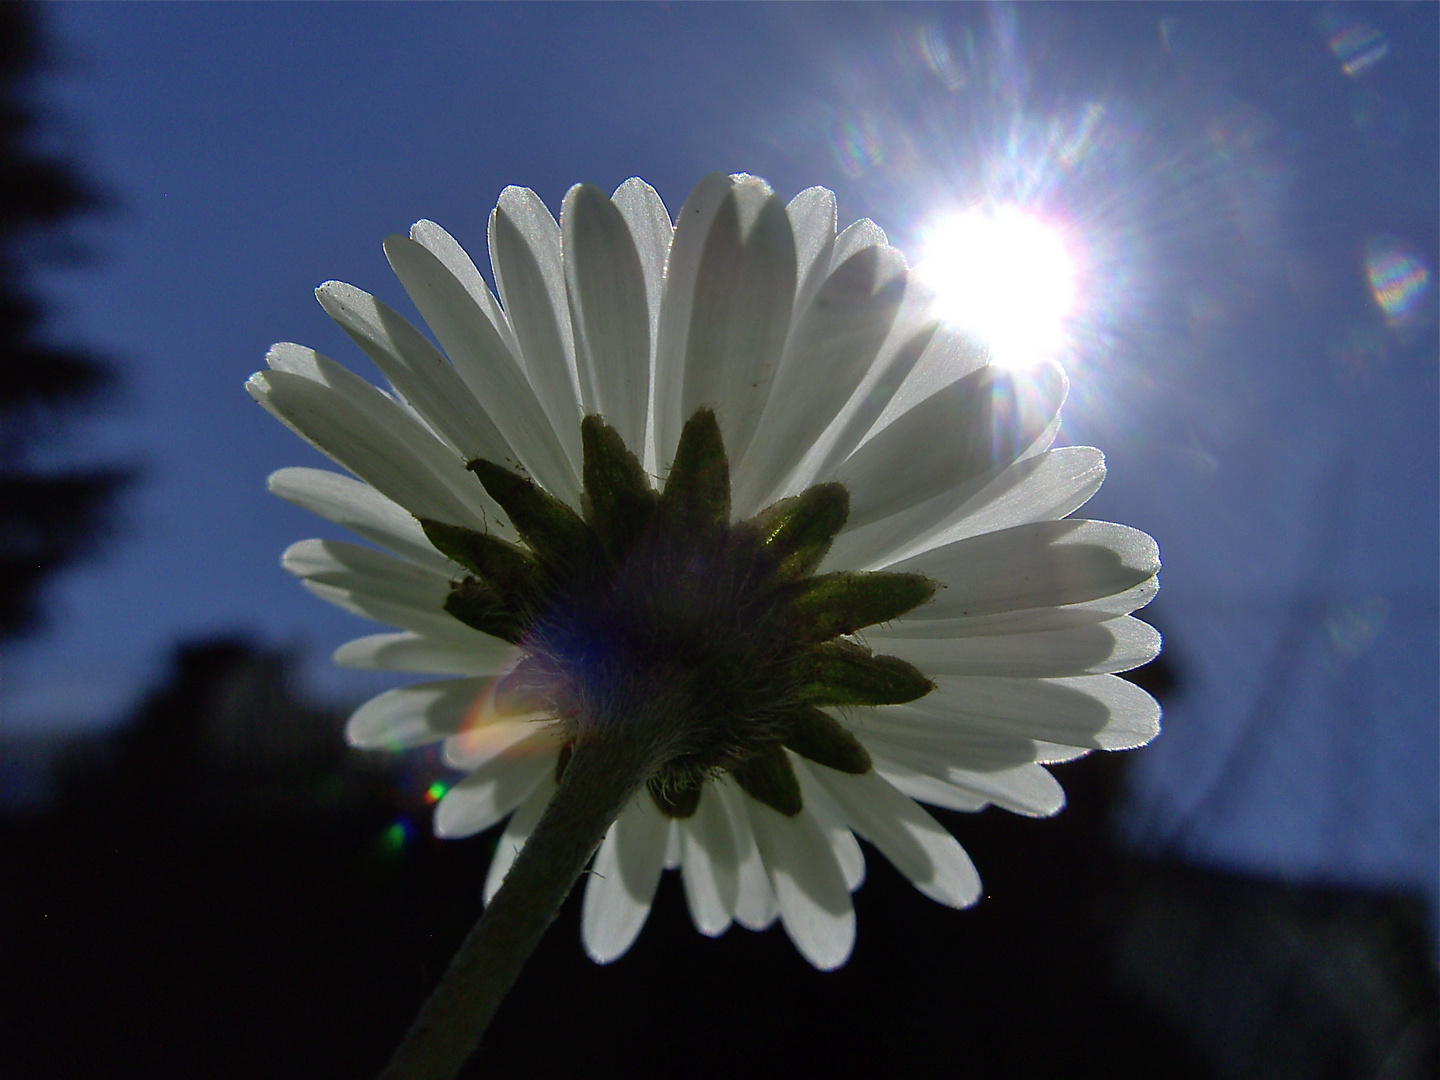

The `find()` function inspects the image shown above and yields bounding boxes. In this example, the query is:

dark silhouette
[0,0,129,638]
[1,635,1431,1079]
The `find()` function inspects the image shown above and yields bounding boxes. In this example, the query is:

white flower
[248,174,1160,972]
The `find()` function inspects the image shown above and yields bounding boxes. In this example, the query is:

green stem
[377,730,666,1080]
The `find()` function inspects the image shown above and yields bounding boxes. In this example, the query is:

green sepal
[580,416,658,562]
[796,641,934,706]
[788,570,936,641]
[659,408,730,535]
[443,577,525,643]
[419,518,538,602]
[467,458,594,568]
[753,483,849,580]
[648,776,702,819]
[780,705,872,774]
[729,742,802,816]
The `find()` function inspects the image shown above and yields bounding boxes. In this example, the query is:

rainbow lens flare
[1364,235,1432,327]
[1322,15,1389,77]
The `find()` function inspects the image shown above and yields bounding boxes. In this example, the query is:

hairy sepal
[754,482,848,579]
[467,458,596,570]
[648,775,702,819]
[420,518,538,606]
[580,416,657,564]
[730,742,803,816]
[789,571,936,641]
[796,641,934,706]
[780,705,872,774]
[445,577,526,644]
[660,408,730,537]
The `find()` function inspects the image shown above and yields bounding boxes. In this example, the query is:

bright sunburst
[913,206,1077,369]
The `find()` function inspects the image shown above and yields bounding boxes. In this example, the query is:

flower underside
[420,408,937,819]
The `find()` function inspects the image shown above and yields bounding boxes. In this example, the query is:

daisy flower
[248,173,1159,1055]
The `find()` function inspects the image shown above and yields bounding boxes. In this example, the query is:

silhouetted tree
[0,0,128,638]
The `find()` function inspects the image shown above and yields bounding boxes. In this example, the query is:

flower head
[249,174,1160,970]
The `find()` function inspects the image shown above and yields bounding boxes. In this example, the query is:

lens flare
[831,113,885,178]
[918,23,966,90]
[1320,14,1389,77]
[1364,235,1432,327]
[382,819,411,853]
[914,206,1077,368]
[1325,596,1389,665]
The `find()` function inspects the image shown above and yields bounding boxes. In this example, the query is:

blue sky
[9,3,1437,922]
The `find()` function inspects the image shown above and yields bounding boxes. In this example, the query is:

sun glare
[913,206,1077,368]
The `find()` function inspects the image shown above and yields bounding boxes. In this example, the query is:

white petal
[384,234,579,503]
[316,279,511,467]
[442,713,557,772]
[855,717,1040,774]
[333,631,516,676]
[663,819,681,871]
[248,365,481,529]
[810,767,981,908]
[790,758,866,892]
[947,763,1066,817]
[781,287,945,499]
[282,538,452,609]
[409,219,521,361]
[734,243,908,516]
[892,519,1161,621]
[745,796,855,970]
[867,737,1067,816]
[345,676,491,749]
[434,733,559,839]
[831,217,888,266]
[786,186,837,324]
[867,616,1161,677]
[656,175,798,470]
[483,771,557,904]
[880,576,1160,639]
[581,795,670,964]
[855,710,1089,769]
[562,183,651,455]
[930,445,1108,547]
[680,177,797,467]
[610,178,673,476]
[900,673,1162,751]
[832,361,1068,530]
[282,537,465,640]
[712,777,779,930]
[651,172,734,471]
[302,579,470,641]
[679,784,739,937]
[868,321,993,438]
[262,344,500,526]
[611,178,673,314]
[266,467,457,575]
[490,187,583,474]
[917,445,1106,566]
[870,758,992,812]
[828,445,1106,572]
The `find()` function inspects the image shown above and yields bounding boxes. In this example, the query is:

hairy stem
[378,729,667,1080]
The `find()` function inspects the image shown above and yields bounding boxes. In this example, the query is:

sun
[913,206,1077,369]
